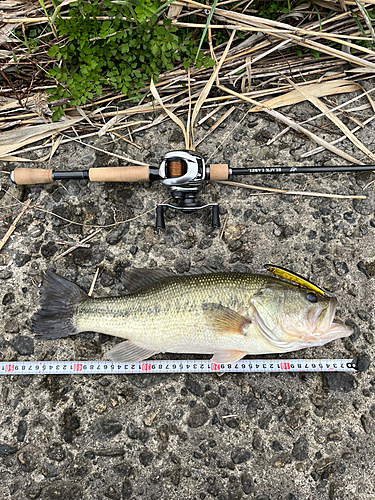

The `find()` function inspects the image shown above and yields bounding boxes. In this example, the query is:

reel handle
[11,166,150,185]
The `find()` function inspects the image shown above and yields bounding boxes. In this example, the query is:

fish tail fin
[32,270,87,339]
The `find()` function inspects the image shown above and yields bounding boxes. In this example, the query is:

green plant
[255,0,290,20]
[46,0,214,120]
[350,4,375,50]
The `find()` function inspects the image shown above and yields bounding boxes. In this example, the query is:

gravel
[0,94,374,499]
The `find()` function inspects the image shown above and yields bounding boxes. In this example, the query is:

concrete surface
[0,81,374,500]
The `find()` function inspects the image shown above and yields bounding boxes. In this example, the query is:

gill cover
[249,281,335,351]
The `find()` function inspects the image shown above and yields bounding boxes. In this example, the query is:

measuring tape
[0,359,357,375]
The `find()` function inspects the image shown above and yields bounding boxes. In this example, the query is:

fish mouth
[307,298,353,344]
[308,299,336,333]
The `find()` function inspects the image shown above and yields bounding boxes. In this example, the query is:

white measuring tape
[0,359,357,375]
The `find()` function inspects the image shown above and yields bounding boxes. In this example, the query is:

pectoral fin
[211,350,246,363]
[203,303,251,335]
[105,341,159,362]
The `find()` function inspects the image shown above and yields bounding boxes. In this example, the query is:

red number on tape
[5,364,15,372]
[142,363,152,371]
[280,363,290,370]
[211,363,221,371]
[74,364,83,372]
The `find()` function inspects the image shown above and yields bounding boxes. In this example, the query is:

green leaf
[48,45,59,57]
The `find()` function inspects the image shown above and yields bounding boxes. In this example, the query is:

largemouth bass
[32,269,353,363]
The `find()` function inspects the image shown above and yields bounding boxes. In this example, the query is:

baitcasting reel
[156,151,224,228]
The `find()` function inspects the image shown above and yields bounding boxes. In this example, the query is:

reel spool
[167,159,187,178]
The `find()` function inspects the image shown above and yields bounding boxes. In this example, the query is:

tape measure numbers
[0,359,357,375]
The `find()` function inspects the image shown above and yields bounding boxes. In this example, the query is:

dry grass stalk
[302,115,375,157]
[111,130,141,149]
[250,80,362,112]
[190,29,236,142]
[196,103,226,126]
[54,229,101,261]
[48,135,62,164]
[267,87,375,146]
[1,0,375,165]
[195,106,235,147]
[217,180,367,199]
[56,240,90,248]
[187,67,193,151]
[217,84,364,164]
[66,135,148,166]
[283,76,375,162]
[150,77,189,148]
[0,198,31,251]
[88,268,100,297]
[0,123,148,160]
[0,117,83,157]
[219,214,229,240]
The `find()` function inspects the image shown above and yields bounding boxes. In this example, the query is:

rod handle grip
[209,164,229,180]
[11,168,53,185]
[88,166,150,182]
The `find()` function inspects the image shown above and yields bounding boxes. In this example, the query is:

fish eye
[306,292,318,303]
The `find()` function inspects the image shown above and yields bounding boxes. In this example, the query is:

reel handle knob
[156,205,165,229]
[212,205,220,227]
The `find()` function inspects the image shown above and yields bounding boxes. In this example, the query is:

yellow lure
[265,264,326,296]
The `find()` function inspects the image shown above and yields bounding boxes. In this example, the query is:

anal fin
[211,350,246,364]
[105,341,159,363]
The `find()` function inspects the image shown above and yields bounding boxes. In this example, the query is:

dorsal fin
[122,266,229,294]
[122,268,175,294]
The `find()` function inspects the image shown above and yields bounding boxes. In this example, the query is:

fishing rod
[10,150,375,228]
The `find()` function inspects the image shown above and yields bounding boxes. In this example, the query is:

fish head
[249,281,353,351]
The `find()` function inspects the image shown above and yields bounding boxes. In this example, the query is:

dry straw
[0,0,374,184]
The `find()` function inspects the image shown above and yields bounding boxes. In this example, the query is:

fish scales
[76,273,268,353]
[32,270,353,363]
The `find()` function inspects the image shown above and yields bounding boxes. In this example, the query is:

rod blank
[230,165,375,175]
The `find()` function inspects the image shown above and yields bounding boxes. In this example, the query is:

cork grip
[12,168,53,185]
[89,166,149,182]
[209,164,229,181]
